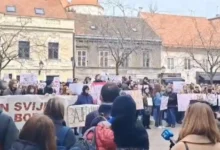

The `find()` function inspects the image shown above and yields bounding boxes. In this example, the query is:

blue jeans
[167,107,176,126]
[154,106,163,127]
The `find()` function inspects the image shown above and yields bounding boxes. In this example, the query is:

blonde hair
[44,97,65,120]
[179,102,220,143]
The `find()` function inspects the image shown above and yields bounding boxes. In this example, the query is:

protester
[172,102,220,150]
[10,115,56,150]
[44,98,76,149]
[0,80,7,96]
[26,85,37,95]
[111,95,149,149]
[3,79,22,96]
[83,77,91,84]
[142,87,151,129]
[75,85,93,105]
[44,80,54,94]
[84,113,116,150]
[82,83,120,134]
[153,84,163,128]
[94,74,103,82]
[0,108,19,150]
[164,85,177,128]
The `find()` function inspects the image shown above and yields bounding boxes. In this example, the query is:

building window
[35,8,45,15]
[77,50,87,67]
[48,42,59,59]
[99,51,109,67]
[121,55,129,67]
[18,41,30,59]
[6,6,16,12]
[203,59,209,71]
[143,51,150,67]
[167,58,174,69]
[184,58,191,70]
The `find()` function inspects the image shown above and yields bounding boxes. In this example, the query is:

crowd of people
[1,75,220,149]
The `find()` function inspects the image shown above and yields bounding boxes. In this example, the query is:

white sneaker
[158,126,163,129]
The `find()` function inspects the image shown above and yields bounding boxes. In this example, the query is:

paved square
[148,126,180,150]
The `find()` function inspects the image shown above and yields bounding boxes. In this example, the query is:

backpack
[70,127,96,150]
[57,126,70,150]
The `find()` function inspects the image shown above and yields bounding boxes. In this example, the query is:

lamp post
[38,61,44,75]
[160,66,166,84]
[71,57,75,79]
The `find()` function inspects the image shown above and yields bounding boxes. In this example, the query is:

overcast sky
[101,0,220,18]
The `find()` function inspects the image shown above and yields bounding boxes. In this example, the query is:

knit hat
[111,95,136,123]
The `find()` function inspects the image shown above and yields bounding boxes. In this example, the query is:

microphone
[161,129,176,147]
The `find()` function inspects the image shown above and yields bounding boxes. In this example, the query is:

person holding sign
[164,85,177,128]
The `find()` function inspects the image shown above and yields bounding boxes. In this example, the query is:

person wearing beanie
[111,95,149,150]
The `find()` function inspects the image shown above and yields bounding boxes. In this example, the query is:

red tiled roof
[61,0,102,8]
[140,12,220,49]
[0,0,68,19]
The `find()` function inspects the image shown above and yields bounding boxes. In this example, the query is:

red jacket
[86,122,116,150]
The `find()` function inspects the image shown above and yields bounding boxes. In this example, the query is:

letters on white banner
[0,95,77,130]
[67,105,99,128]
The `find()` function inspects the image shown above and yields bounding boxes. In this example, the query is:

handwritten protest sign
[0,95,77,130]
[160,96,169,110]
[177,94,191,111]
[124,90,144,110]
[206,94,218,106]
[69,83,86,95]
[20,73,38,86]
[90,82,106,104]
[173,81,185,93]
[53,77,60,94]
[67,105,99,128]
[147,97,153,106]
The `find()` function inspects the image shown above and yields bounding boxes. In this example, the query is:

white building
[60,0,104,15]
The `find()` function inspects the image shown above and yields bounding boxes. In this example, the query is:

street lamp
[39,61,44,75]
[71,57,75,79]
[160,66,166,84]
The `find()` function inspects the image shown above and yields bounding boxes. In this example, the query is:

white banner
[67,105,99,128]
[0,95,77,130]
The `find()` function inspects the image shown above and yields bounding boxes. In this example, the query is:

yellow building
[0,0,74,81]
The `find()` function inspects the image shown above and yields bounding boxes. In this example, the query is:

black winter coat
[9,140,40,150]
[0,109,19,150]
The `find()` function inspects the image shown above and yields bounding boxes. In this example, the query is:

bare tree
[0,20,47,78]
[148,2,158,14]
[186,19,220,84]
[98,1,156,75]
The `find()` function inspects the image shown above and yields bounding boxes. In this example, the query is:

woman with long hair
[172,102,220,150]
[10,115,56,150]
[44,98,76,150]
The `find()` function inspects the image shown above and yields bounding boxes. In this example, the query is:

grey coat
[3,88,22,96]
[0,109,19,150]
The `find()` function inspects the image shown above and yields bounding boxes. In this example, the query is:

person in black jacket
[0,109,19,150]
[44,98,76,150]
[164,86,177,128]
[111,95,149,149]
[44,80,54,95]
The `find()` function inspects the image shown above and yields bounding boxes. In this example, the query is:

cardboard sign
[20,73,38,86]
[67,105,99,128]
[160,96,169,110]
[53,77,60,95]
[147,97,153,106]
[90,82,106,104]
[124,90,144,110]
[173,81,185,93]
[69,83,86,95]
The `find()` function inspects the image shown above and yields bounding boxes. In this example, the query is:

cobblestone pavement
[147,126,181,150]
